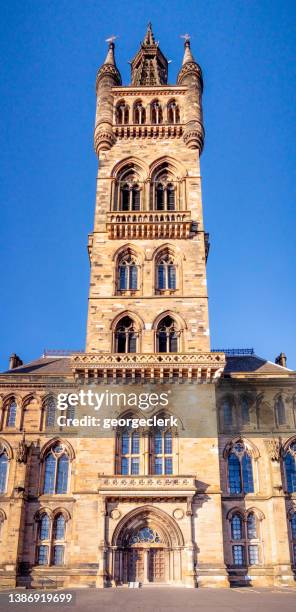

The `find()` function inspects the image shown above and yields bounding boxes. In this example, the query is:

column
[96,496,107,587]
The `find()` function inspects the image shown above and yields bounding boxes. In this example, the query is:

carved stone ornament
[110,509,121,521]
[173,508,184,520]
[265,439,281,462]
[16,439,29,464]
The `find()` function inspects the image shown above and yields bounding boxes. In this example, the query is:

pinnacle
[104,41,116,66]
[182,39,195,65]
[143,22,155,46]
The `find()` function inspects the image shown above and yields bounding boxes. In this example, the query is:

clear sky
[0,0,295,371]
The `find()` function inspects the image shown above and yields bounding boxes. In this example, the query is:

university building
[0,24,295,589]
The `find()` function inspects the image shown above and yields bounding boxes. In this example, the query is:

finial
[143,22,155,45]
[103,35,118,65]
[180,33,195,65]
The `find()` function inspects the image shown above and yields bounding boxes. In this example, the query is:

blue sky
[0,0,295,371]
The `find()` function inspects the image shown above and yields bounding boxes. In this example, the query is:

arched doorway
[111,506,184,585]
[126,526,165,583]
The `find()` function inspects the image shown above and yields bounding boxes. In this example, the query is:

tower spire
[130,23,168,86]
[143,21,155,45]
[96,37,122,92]
[181,35,195,65]
[104,41,116,66]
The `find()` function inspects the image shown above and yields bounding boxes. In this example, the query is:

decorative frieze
[98,475,196,496]
[71,352,225,383]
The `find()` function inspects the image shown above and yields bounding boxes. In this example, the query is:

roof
[1,353,294,378]
[1,356,72,376]
[223,354,294,376]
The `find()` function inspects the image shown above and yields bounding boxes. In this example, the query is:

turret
[177,37,204,152]
[94,40,122,155]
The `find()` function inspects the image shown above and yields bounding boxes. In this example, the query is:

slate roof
[223,355,294,375]
[1,357,72,376]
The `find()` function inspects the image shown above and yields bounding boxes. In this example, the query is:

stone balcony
[71,352,225,383]
[106,210,194,240]
[98,475,196,498]
[113,123,184,141]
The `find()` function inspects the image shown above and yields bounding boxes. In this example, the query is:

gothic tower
[0,23,295,592]
[86,25,211,359]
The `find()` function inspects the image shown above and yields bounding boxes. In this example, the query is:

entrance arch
[111,506,184,585]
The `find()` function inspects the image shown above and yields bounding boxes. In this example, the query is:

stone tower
[86,25,212,362]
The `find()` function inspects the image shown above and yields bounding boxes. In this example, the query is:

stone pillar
[96,496,107,587]
[183,496,196,587]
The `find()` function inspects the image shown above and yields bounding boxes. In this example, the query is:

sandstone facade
[0,25,295,590]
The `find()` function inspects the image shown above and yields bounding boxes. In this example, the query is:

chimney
[275,352,287,368]
[9,354,23,370]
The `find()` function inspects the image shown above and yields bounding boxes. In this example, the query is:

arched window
[167,100,180,124]
[241,397,250,425]
[114,163,144,212]
[118,253,138,291]
[37,513,50,565]
[0,450,8,493]
[45,397,56,428]
[129,527,161,544]
[119,180,141,211]
[156,254,176,291]
[36,512,67,566]
[247,512,257,539]
[52,514,65,565]
[151,100,163,124]
[116,101,129,125]
[230,510,261,566]
[39,514,50,540]
[151,428,173,475]
[134,101,146,124]
[150,162,178,211]
[156,316,179,353]
[284,441,296,493]
[275,396,286,426]
[231,513,242,540]
[6,399,17,427]
[290,511,296,564]
[155,181,175,210]
[43,443,69,495]
[114,316,138,353]
[117,426,140,475]
[227,441,254,494]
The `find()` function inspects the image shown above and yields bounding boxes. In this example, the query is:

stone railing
[71,352,226,383]
[98,475,196,496]
[106,210,194,240]
[113,123,184,140]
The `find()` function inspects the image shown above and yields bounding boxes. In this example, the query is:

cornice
[112,86,187,97]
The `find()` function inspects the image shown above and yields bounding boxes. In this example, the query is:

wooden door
[148,548,165,583]
[127,549,144,582]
